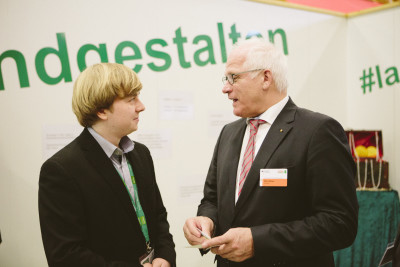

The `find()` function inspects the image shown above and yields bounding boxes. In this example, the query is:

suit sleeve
[39,158,141,267]
[251,117,358,260]
[142,146,176,266]
[197,127,224,229]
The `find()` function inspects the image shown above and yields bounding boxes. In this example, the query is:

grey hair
[231,38,288,93]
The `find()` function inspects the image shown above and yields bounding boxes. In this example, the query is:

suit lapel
[78,129,138,224]
[234,99,297,214]
[221,119,247,222]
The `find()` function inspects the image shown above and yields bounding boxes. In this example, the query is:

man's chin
[127,125,138,135]
[233,110,245,118]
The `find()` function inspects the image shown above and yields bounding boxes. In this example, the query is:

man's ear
[262,70,272,90]
[96,109,108,121]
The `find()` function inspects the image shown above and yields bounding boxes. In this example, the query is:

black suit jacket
[39,128,175,267]
[198,98,358,267]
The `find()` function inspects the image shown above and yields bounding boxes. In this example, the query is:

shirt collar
[247,95,289,125]
[88,127,135,158]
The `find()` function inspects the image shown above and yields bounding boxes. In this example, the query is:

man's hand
[202,227,254,262]
[183,216,214,245]
[152,258,170,267]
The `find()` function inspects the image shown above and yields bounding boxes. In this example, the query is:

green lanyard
[116,160,150,248]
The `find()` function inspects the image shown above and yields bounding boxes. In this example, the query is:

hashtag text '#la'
[360,65,399,94]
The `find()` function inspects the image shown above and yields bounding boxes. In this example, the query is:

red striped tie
[238,119,266,196]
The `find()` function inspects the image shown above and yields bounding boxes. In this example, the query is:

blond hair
[72,63,142,127]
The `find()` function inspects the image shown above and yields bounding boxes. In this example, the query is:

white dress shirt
[235,96,289,203]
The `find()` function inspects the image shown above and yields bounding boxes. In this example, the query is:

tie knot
[113,149,123,163]
[249,119,266,133]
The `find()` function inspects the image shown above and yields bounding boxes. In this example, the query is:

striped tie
[238,119,266,196]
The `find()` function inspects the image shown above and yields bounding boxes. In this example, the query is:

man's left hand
[201,227,254,262]
[152,258,171,267]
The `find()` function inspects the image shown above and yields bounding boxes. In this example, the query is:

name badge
[260,168,288,187]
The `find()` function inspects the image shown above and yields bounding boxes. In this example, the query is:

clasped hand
[183,217,254,262]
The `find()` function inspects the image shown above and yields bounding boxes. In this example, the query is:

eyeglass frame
[222,68,265,85]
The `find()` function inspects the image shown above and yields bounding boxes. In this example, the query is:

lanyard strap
[116,159,150,245]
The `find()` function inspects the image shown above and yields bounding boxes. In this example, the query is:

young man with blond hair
[39,63,175,267]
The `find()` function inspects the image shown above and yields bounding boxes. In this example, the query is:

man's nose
[222,83,232,94]
[137,99,145,112]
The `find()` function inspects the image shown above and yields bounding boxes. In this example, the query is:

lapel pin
[280,129,283,132]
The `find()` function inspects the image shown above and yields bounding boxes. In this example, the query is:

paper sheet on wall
[159,91,194,120]
[208,111,237,137]
[42,124,82,160]
[131,129,172,159]
[178,173,205,205]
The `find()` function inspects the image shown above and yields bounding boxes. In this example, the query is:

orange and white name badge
[260,169,288,187]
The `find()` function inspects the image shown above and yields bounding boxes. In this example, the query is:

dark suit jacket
[198,98,358,267]
[39,128,175,267]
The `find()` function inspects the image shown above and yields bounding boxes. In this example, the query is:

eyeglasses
[222,69,264,85]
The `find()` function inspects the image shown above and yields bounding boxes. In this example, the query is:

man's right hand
[183,216,214,246]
